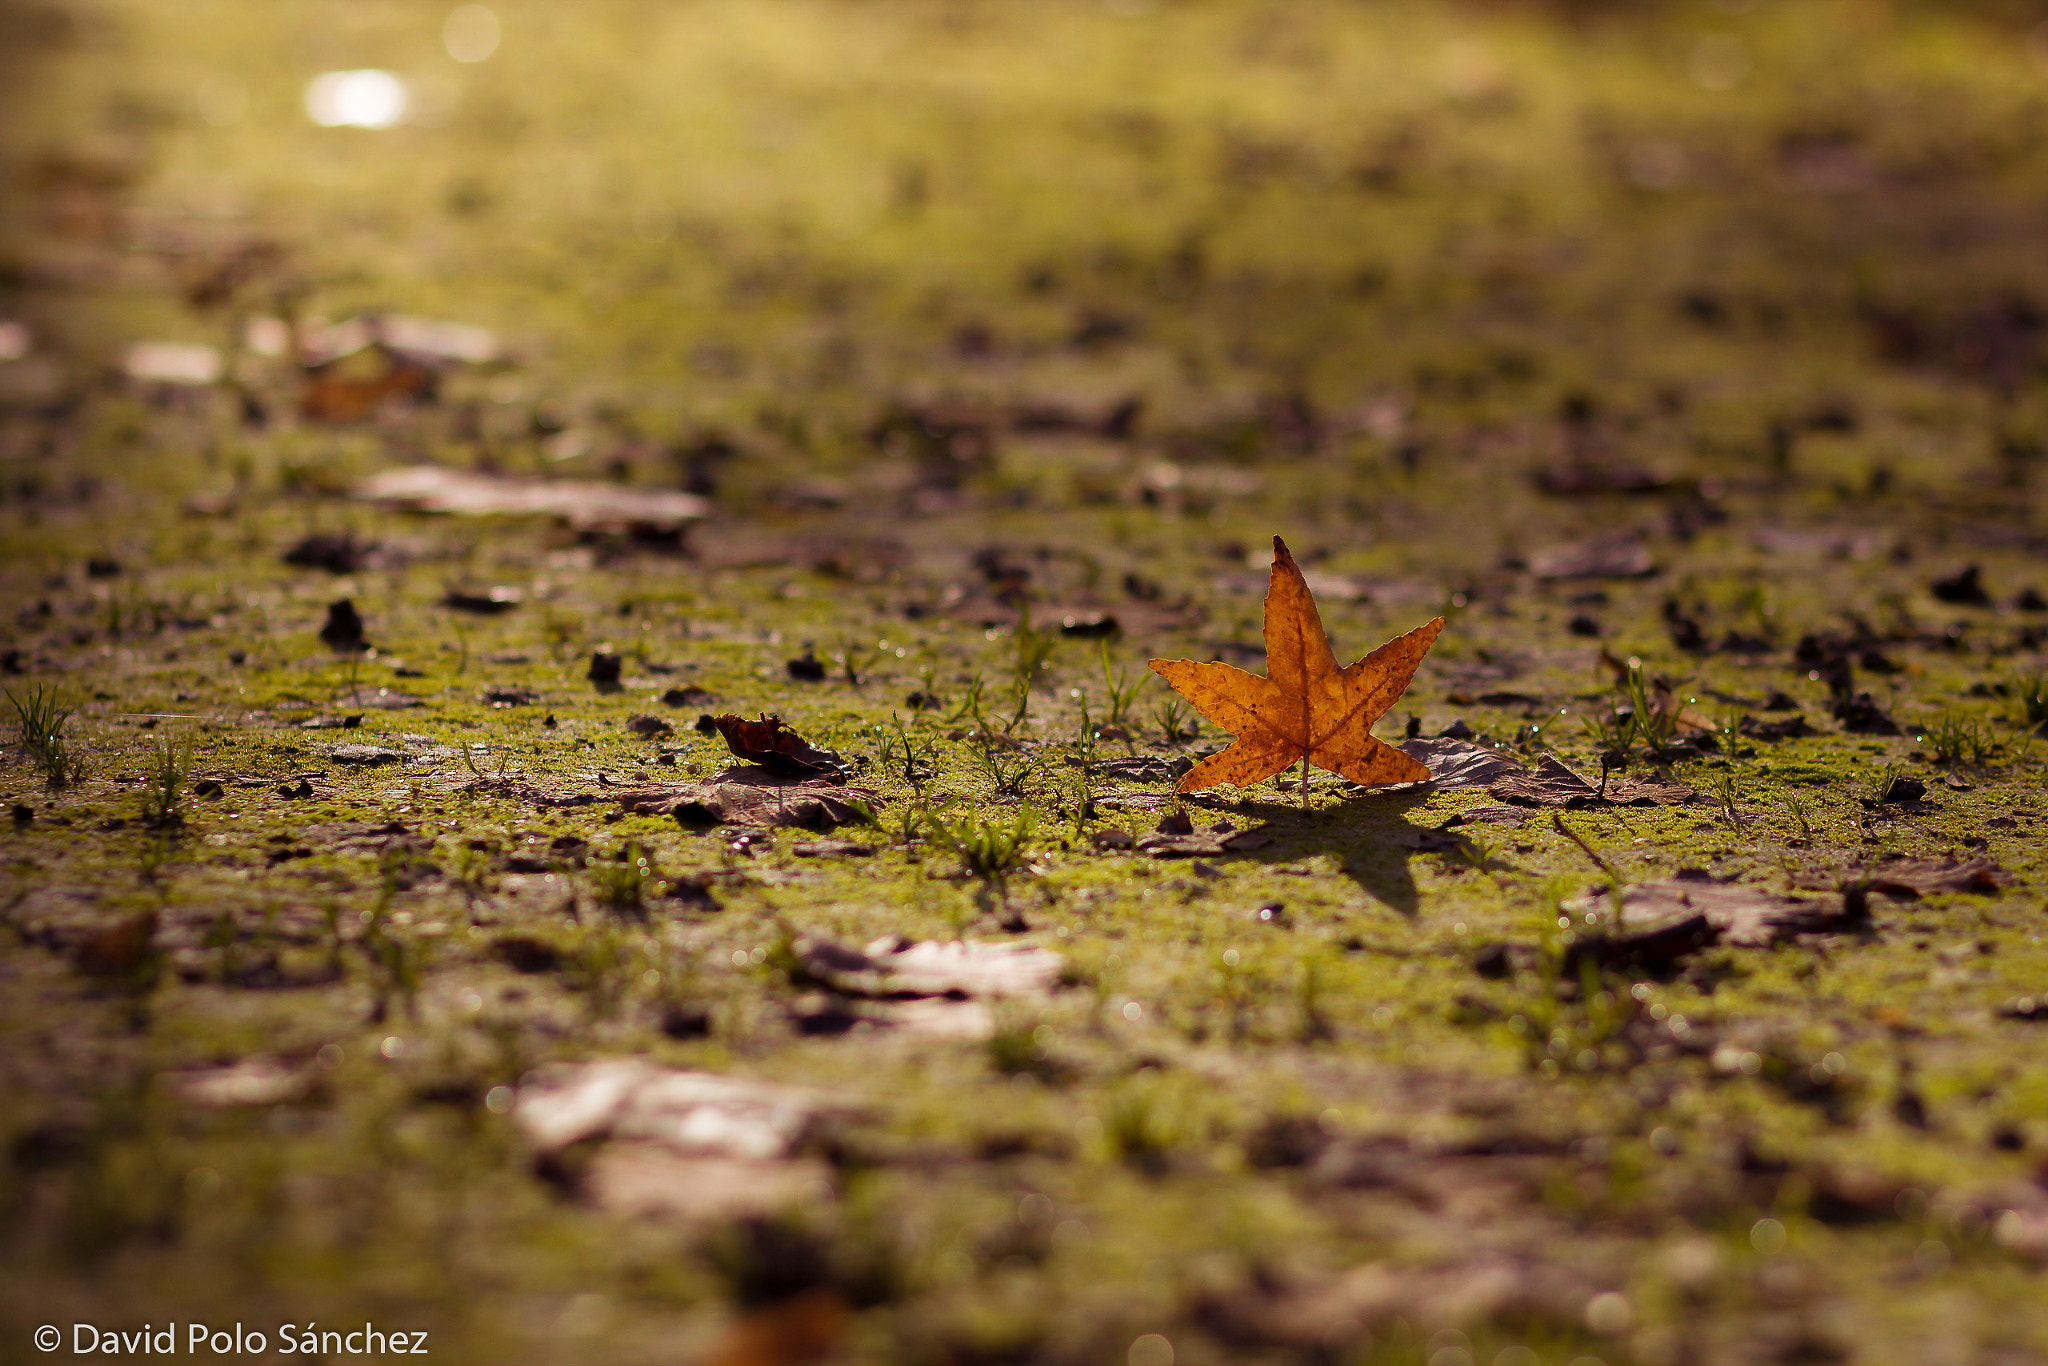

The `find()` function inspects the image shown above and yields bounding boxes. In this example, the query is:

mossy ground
[4,2,2048,1362]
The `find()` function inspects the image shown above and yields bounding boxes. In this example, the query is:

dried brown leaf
[1401,737,1528,789]
[1565,875,1848,966]
[613,772,881,831]
[1488,755,1695,808]
[711,714,847,777]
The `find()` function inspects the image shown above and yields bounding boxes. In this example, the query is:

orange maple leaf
[1149,537,1445,795]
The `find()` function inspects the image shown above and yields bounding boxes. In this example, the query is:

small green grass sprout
[140,733,191,829]
[1151,696,1198,746]
[926,805,1038,901]
[2008,670,2048,733]
[589,843,655,915]
[1923,709,2001,767]
[1098,639,1147,730]
[8,684,81,789]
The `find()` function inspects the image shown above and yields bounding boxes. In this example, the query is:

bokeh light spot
[445,5,501,64]
[305,70,409,128]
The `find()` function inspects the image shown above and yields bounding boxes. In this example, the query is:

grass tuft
[8,684,81,789]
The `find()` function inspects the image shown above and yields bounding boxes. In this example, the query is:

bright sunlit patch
[444,5,500,63]
[305,69,409,128]
[124,341,222,386]
[244,316,291,358]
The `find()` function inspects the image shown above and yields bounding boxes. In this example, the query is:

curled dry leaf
[711,713,847,777]
[1150,537,1443,794]
[1400,736,1528,789]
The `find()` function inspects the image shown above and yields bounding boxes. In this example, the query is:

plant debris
[442,585,523,614]
[1400,737,1528,788]
[1838,856,2015,899]
[283,532,377,574]
[710,714,849,777]
[1564,873,1852,965]
[1488,755,1696,807]
[512,1061,859,1222]
[327,743,404,766]
[167,1056,311,1108]
[318,599,367,651]
[1832,693,1902,735]
[1525,535,1656,580]
[793,935,1064,998]
[358,466,711,532]
[613,772,882,830]
[1090,755,1195,784]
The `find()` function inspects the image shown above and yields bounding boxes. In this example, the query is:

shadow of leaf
[1215,787,1438,915]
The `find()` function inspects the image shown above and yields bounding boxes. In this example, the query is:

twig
[1552,813,1618,882]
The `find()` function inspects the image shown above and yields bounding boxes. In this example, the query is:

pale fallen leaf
[582,1145,832,1224]
[358,466,710,531]
[513,1060,859,1159]
[124,340,221,386]
[795,935,1064,999]
[167,1056,309,1107]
